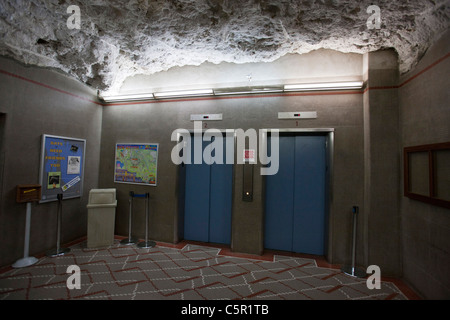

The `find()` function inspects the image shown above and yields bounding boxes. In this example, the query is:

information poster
[114,143,158,186]
[39,134,86,202]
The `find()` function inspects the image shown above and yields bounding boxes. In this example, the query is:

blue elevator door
[292,136,326,254]
[264,136,295,251]
[264,135,326,255]
[184,134,233,244]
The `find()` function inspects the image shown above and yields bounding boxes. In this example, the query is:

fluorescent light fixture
[101,93,155,102]
[284,81,364,92]
[153,89,214,99]
[100,81,363,103]
[214,86,284,96]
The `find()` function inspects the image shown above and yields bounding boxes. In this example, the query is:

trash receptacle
[87,188,117,248]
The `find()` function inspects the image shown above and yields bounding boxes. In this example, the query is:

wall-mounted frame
[404,142,450,209]
[114,143,159,186]
[39,134,86,203]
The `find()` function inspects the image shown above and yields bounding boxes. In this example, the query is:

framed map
[114,143,159,186]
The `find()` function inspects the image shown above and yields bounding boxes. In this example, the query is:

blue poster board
[39,134,86,202]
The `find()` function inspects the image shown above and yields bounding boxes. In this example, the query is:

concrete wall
[363,50,401,277]
[0,57,102,267]
[99,94,366,262]
[399,31,450,299]
[99,50,366,266]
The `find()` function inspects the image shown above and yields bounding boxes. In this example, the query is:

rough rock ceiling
[0,0,449,94]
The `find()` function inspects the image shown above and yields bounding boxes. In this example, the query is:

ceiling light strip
[101,93,155,102]
[284,81,364,91]
[153,89,214,99]
[213,91,283,96]
[101,81,364,103]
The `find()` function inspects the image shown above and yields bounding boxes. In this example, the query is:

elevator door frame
[261,128,334,259]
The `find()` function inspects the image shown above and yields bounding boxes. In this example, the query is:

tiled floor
[0,237,418,300]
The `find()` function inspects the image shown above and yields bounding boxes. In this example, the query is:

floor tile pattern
[0,240,408,300]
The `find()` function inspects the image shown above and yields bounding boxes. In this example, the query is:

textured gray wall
[363,50,401,277]
[399,31,450,299]
[0,57,103,267]
[99,90,365,264]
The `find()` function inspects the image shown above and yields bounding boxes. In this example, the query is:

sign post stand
[341,206,367,278]
[46,193,70,257]
[13,185,42,268]
[137,193,156,248]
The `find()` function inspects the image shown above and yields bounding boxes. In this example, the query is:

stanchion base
[46,247,70,257]
[137,240,156,248]
[341,265,367,278]
[120,237,138,245]
[12,256,39,268]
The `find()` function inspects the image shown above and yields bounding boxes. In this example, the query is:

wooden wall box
[16,185,42,203]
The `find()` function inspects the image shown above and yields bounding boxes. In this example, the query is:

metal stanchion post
[47,193,70,257]
[121,191,138,245]
[341,206,366,278]
[138,193,156,248]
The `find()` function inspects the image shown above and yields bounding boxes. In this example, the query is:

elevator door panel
[184,134,233,244]
[264,136,295,251]
[264,135,326,255]
[208,137,233,244]
[292,136,326,254]
[184,136,210,242]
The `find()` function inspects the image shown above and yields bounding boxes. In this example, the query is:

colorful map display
[114,143,159,186]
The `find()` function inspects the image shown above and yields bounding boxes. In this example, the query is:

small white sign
[278,112,317,119]
[62,176,81,192]
[190,114,223,121]
[67,156,81,174]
